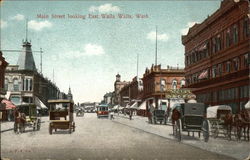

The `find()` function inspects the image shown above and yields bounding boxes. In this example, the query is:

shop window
[218,64,222,76]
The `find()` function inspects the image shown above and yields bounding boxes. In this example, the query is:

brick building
[0,51,8,120]
[142,64,185,111]
[182,0,250,113]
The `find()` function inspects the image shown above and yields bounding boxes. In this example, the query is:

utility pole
[155,26,158,66]
[40,48,43,74]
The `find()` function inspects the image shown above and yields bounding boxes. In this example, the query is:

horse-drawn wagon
[48,99,75,134]
[206,105,232,140]
[171,103,209,142]
[14,104,41,133]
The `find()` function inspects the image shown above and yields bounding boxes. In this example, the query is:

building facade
[114,74,129,105]
[0,51,8,120]
[182,0,250,113]
[142,64,185,110]
[4,40,61,108]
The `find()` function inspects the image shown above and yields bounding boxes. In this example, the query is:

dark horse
[14,109,26,133]
[236,109,250,141]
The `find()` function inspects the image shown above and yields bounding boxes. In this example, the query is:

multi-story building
[0,51,8,120]
[142,64,185,110]
[182,0,249,113]
[4,40,61,108]
[114,74,129,105]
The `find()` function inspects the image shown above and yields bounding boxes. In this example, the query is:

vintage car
[171,103,209,142]
[48,99,75,134]
[96,104,109,118]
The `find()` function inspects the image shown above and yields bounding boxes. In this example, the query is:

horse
[14,110,26,134]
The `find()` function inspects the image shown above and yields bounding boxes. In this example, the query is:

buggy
[171,103,209,142]
[14,104,41,133]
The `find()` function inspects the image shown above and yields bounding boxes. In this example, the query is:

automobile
[96,104,109,118]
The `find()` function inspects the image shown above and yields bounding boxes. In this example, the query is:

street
[1,113,235,160]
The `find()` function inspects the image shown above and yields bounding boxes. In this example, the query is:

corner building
[182,0,250,113]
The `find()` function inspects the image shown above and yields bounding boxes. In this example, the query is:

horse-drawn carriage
[206,105,232,140]
[171,103,209,142]
[148,109,166,124]
[48,99,75,134]
[14,104,41,133]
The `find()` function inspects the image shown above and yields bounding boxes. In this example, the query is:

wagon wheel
[202,119,209,142]
[49,123,52,135]
[211,121,219,138]
[175,119,182,141]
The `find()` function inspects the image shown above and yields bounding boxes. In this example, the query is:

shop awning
[138,100,147,110]
[198,70,208,80]
[35,97,47,109]
[245,101,250,109]
[130,102,139,110]
[1,99,16,110]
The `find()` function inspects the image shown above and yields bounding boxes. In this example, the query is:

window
[244,53,249,67]
[160,79,166,92]
[181,79,185,88]
[212,37,216,54]
[212,65,217,78]
[226,61,231,73]
[215,35,222,52]
[233,58,240,71]
[4,79,8,90]
[13,79,19,91]
[30,79,33,91]
[243,17,250,37]
[226,29,231,47]
[172,80,177,90]
[232,25,238,44]
[10,96,21,105]
[25,79,28,91]
[218,64,222,76]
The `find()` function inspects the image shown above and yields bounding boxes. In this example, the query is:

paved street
[1,113,235,160]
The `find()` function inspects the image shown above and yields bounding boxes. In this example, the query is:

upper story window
[13,79,19,91]
[243,17,250,37]
[233,57,240,71]
[212,65,217,78]
[24,78,33,91]
[172,80,177,90]
[160,79,166,92]
[215,34,222,52]
[232,25,238,44]
[226,28,231,47]
[244,53,249,67]
[212,37,216,54]
[226,61,231,73]
[180,79,185,88]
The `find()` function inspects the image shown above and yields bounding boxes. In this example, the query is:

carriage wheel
[211,122,219,138]
[202,119,209,142]
[175,119,182,141]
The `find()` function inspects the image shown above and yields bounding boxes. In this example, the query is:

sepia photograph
[0,0,249,159]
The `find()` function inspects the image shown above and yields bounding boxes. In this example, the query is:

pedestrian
[129,110,133,120]
[110,110,114,120]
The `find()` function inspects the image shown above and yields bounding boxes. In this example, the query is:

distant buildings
[114,74,129,105]
[182,0,249,113]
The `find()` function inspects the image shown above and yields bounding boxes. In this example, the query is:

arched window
[13,79,19,91]
[160,79,166,92]
[172,79,177,90]
[181,79,185,88]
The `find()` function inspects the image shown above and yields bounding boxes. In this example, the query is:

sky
[0,0,221,103]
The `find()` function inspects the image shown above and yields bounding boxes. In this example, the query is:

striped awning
[1,99,16,110]
[198,70,208,80]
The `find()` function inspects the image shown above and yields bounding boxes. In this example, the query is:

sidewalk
[113,114,250,160]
